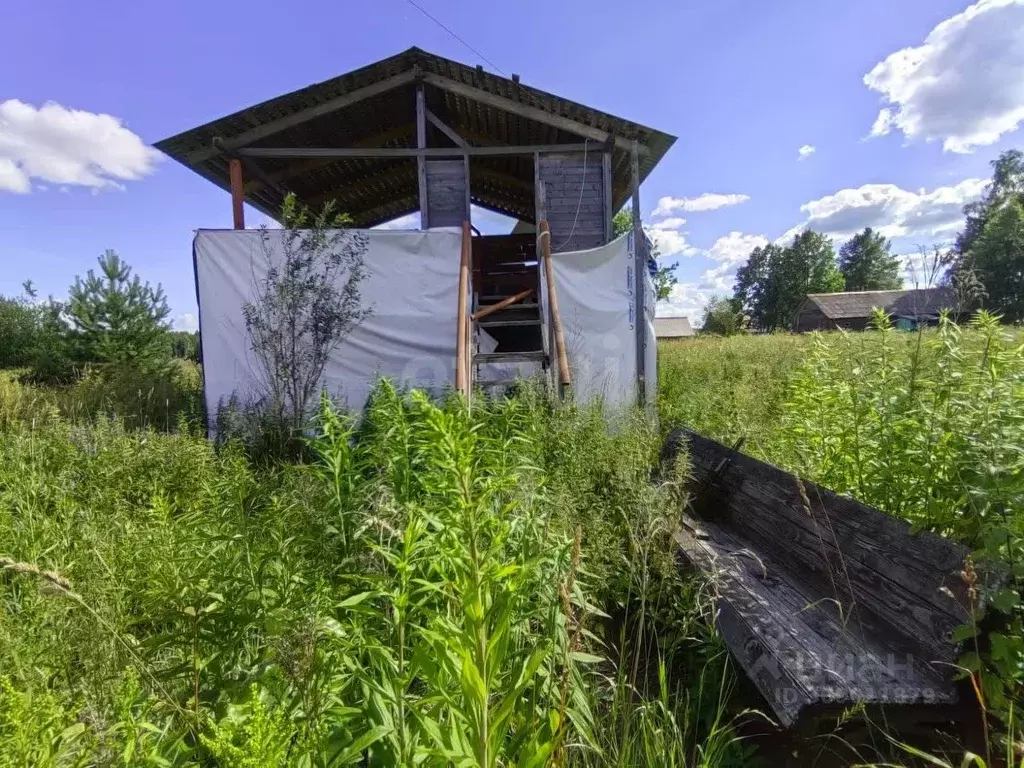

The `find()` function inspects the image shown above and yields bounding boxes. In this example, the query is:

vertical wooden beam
[416,84,429,229]
[456,221,471,395]
[602,151,613,243]
[534,152,553,371]
[540,219,571,394]
[463,154,472,224]
[631,140,647,407]
[229,158,245,229]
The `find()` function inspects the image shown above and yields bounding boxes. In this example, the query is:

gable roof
[805,288,956,320]
[654,316,695,338]
[154,47,676,228]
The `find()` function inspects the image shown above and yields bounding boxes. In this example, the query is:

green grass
[0,377,748,767]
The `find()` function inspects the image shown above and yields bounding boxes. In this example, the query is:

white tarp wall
[194,229,653,427]
[551,233,657,410]
[194,229,462,428]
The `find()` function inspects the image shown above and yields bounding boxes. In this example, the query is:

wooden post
[540,220,571,391]
[602,151,613,243]
[456,221,471,395]
[229,158,245,229]
[631,140,646,407]
[416,84,429,229]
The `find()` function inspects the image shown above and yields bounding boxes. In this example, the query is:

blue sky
[2,0,1023,326]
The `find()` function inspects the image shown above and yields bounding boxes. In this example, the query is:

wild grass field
[1,313,1022,766]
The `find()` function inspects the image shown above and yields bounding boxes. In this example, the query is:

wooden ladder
[455,221,570,398]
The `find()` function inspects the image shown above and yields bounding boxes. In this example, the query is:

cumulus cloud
[650,216,687,230]
[798,144,816,160]
[651,193,750,217]
[796,178,988,239]
[0,100,161,193]
[707,231,769,265]
[650,227,695,258]
[373,212,420,230]
[864,0,1024,153]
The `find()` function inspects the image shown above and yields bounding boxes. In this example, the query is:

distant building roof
[654,316,695,338]
[806,287,956,321]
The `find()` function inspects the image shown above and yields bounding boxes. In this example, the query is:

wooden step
[478,318,542,328]
[474,351,546,364]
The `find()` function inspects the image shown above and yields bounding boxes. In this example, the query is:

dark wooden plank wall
[537,152,608,253]
[677,429,972,666]
[425,159,468,228]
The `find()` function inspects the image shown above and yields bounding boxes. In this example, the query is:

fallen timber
[661,427,981,732]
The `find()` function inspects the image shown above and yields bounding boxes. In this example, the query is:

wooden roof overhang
[155,47,676,227]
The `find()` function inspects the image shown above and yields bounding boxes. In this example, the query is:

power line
[404,0,508,76]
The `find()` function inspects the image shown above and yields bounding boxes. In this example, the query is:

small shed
[792,288,956,332]
[154,47,675,412]
[654,316,695,338]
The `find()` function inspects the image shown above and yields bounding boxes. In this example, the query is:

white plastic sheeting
[193,228,654,427]
[194,228,462,428]
[550,233,657,410]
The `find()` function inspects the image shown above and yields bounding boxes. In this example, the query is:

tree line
[0,250,197,381]
[703,149,1024,334]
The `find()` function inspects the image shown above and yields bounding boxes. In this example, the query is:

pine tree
[838,228,902,291]
[66,250,171,372]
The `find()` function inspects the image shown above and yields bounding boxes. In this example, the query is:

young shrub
[241,193,371,443]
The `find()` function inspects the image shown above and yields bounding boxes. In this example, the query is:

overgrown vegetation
[659,316,1024,757]
[0,376,746,766]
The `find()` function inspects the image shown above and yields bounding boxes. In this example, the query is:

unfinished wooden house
[156,47,675,415]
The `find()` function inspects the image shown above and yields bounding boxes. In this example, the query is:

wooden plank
[236,143,596,159]
[471,288,533,321]
[229,158,245,229]
[457,222,470,395]
[631,139,646,407]
[417,84,428,229]
[672,428,974,666]
[190,70,418,162]
[426,108,470,147]
[422,72,643,154]
[426,160,468,228]
[540,220,570,392]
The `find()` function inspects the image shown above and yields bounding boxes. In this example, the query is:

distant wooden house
[654,316,695,338]
[792,288,956,332]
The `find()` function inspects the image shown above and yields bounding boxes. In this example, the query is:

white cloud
[660,282,714,322]
[651,193,750,217]
[0,100,161,193]
[650,216,687,230]
[174,313,198,332]
[796,177,988,239]
[707,231,769,265]
[650,227,695,258]
[798,144,816,160]
[864,0,1024,153]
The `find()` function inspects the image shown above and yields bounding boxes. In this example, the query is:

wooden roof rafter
[155,47,675,228]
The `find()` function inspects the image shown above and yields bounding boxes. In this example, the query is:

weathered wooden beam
[422,72,645,154]
[236,143,595,159]
[229,158,245,229]
[471,288,533,321]
[426,108,469,147]
[602,151,613,243]
[243,123,415,193]
[417,84,429,229]
[539,220,571,394]
[189,71,418,163]
[456,222,471,395]
[631,139,646,407]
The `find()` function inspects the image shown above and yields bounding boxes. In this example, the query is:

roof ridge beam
[187,70,419,163]
[421,72,645,154]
